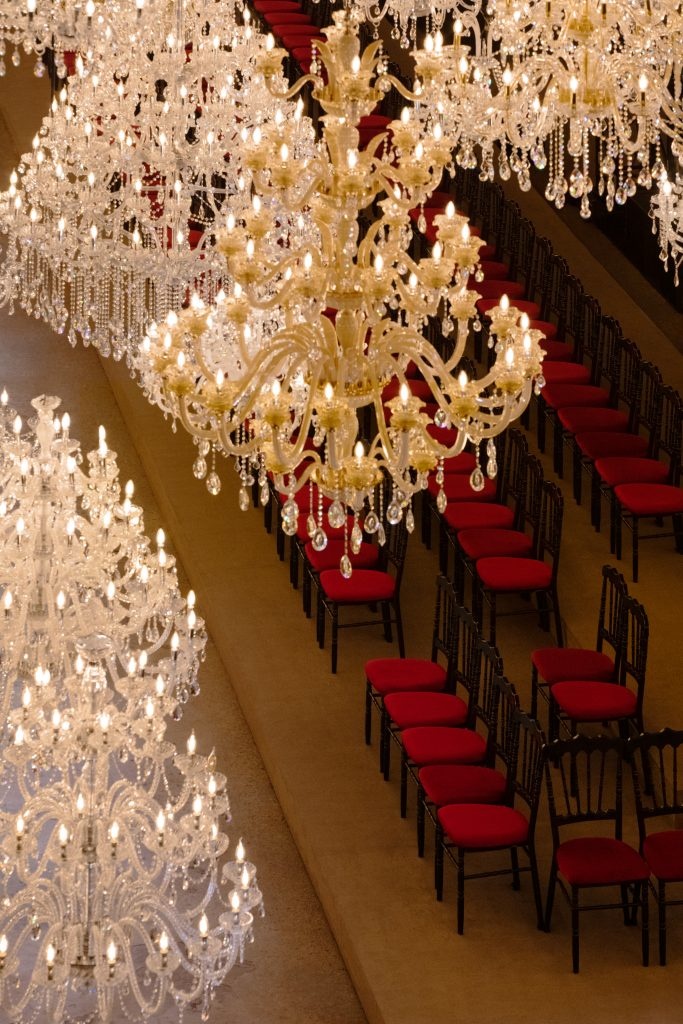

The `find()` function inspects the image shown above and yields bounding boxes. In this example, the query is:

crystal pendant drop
[282,515,298,537]
[350,523,362,554]
[259,483,270,506]
[405,507,415,533]
[192,456,207,480]
[377,523,386,546]
[386,500,402,525]
[238,487,250,512]
[282,498,298,521]
[339,554,353,578]
[306,514,316,537]
[312,528,328,552]
[206,472,221,496]
[469,467,485,492]
[364,510,379,534]
[436,489,447,513]
[328,500,345,529]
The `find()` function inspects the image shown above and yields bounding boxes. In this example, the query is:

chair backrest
[636,361,664,451]
[595,563,629,661]
[517,453,544,535]
[489,672,521,787]
[382,516,409,590]
[612,338,643,423]
[472,638,505,744]
[480,182,505,251]
[498,198,523,273]
[592,315,624,393]
[630,729,683,842]
[538,250,570,327]
[572,291,601,369]
[449,603,483,714]
[496,427,529,507]
[430,574,460,665]
[512,711,546,823]
[515,217,537,289]
[653,385,683,485]
[619,593,649,715]
[528,236,556,316]
[534,480,563,576]
[545,735,627,844]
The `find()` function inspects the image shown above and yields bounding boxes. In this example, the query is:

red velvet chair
[530,563,627,720]
[473,481,564,646]
[545,735,649,973]
[417,657,518,858]
[549,592,649,743]
[435,711,546,935]
[631,729,683,965]
[317,519,409,674]
[364,575,456,750]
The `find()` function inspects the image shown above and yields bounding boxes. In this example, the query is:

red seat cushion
[253,0,301,9]
[473,279,526,300]
[478,298,542,319]
[402,726,487,766]
[443,503,515,532]
[643,830,683,882]
[458,527,533,560]
[305,540,379,573]
[419,764,507,806]
[476,556,553,592]
[531,647,616,684]
[320,568,395,603]
[267,13,313,25]
[385,692,468,729]
[438,803,530,849]
[556,837,649,886]
[575,432,649,459]
[542,362,591,385]
[296,514,349,543]
[558,407,630,434]
[551,680,637,721]
[614,483,683,516]
[442,451,478,475]
[428,474,497,502]
[540,339,571,360]
[530,319,559,340]
[279,31,324,46]
[280,489,332,513]
[366,658,446,695]
[479,260,510,279]
[543,384,609,410]
[595,456,669,488]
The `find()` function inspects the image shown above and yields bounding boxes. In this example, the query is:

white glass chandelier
[133,12,544,556]
[0,394,262,1023]
[0,0,308,358]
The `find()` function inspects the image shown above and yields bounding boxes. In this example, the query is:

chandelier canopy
[0,394,262,1023]
[134,12,544,556]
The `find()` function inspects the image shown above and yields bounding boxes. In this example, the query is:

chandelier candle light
[0,394,261,1023]
[134,11,544,571]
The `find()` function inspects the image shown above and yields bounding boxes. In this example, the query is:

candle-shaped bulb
[187,731,197,756]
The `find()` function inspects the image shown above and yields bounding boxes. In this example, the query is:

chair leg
[552,585,564,647]
[571,887,580,973]
[537,589,551,633]
[303,564,312,618]
[421,490,432,549]
[632,516,639,583]
[537,397,547,452]
[435,825,445,900]
[642,882,650,967]
[380,710,391,779]
[530,664,539,720]
[381,601,393,644]
[394,600,405,658]
[317,592,325,649]
[545,861,558,931]
[290,540,299,588]
[553,417,564,478]
[400,749,408,818]
[572,446,582,505]
[591,470,602,533]
[417,786,426,858]
[456,849,466,934]
[364,684,373,745]
[658,881,667,966]
[674,514,683,554]
[488,591,497,646]
[510,847,521,890]
[331,605,339,674]
[529,847,545,931]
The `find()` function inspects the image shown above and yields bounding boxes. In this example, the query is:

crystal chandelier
[0,394,262,1023]
[650,171,683,284]
[346,0,481,48]
[133,12,544,556]
[487,0,679,217]
[0,0,309,358]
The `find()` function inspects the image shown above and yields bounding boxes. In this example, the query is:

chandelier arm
[263,74,319,104]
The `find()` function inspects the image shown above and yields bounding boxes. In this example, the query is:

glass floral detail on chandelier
[134,11,544,564]
[0,0,310,358]
[0,394,262,1023]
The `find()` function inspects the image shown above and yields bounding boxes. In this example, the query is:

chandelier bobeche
[134,12,545,563]
[0,395,262,1023]
[0,0,310,357]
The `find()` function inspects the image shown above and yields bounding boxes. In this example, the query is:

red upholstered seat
[384,691,468,729]
[358,114,391,150]
[279,489,333,513]
[531,647,615,684]
[542,383,609,410]
[472,279,526,300]
[550,680,637,721]
[540,339,572,360]
[575,431,649,459]
[291,47,314,71]
[558,407,630,434]
[477,298,542,319]
[320,569,395,603]
[253,0,301,10]
[267,13,313,25]
[478,243,497,260]
[595,457,669,488]
[442,451,478,475]
[419,764,507,806]
[279,31,324,47]
[428,474,497,502]
[365,658,446,695]
[458,527,533,560]
[542,362,591,385]
[530,319,559,340]
[401,725,487,766]
[438,803,529,849]
[479,260,510,279]
[556,837,649,887]
[426,424,458,446]
[296,514,349,542]
[643,830,683,882]
[614,483,683,516]
[443,503,515,532]
[305,540,379,573]
[476,556,553,592]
